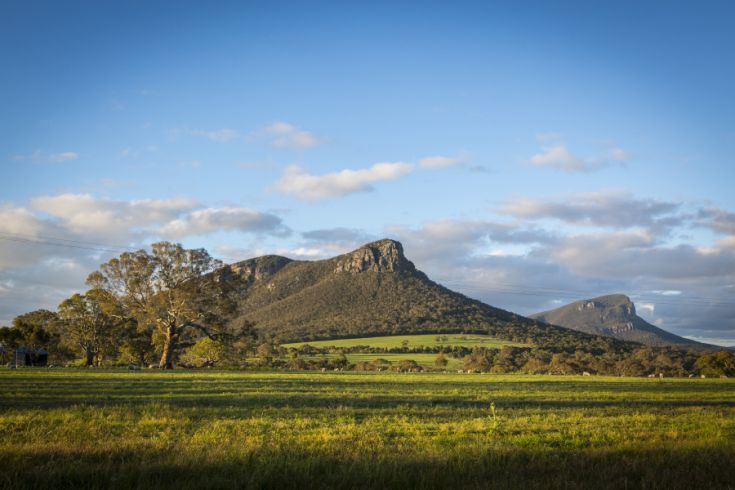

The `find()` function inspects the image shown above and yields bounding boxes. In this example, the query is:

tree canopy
[87,242,240,369]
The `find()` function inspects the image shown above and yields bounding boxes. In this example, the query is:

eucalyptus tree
[57,290,116,366]
[87,242,241,369]
[11,309,57,350]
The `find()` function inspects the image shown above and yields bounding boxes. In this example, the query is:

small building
[14,347,48,367]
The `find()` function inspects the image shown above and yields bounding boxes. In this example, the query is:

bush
[398,359,421,371]
[181,338,227,367]
[434,353,448,368]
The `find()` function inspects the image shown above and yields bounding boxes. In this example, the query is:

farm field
[300,352,464,370]
[1,370,734,489]
[282,333,526,349]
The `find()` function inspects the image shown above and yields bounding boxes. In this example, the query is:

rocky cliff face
[531,294,707,348]
[334,239,415,273]
[229,255,293,285]
[573,295,637,335]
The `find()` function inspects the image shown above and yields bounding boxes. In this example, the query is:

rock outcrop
[229,255,292,285]
[334,239,415,273]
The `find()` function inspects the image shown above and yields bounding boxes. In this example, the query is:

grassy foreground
[1,370,734,489]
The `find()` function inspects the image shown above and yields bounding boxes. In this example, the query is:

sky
[1,1,734,345]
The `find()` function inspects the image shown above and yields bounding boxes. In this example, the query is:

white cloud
[13,149,79,164]
[0,205,69,268]
[529,144,606,172]
[716,236,735,249]
[419,154,466,169]
[282,247,325,258]
[637,302,655,315]
[48,151,79,163]
[501,190,681,232]
[528,143,630,172]
[270,162,415,200]
[30,194,197,240]
[159,207,289,239]
[190,128,241,142]
[608,147,630,162]
[650,290,682,296]
[260,121,324,149]
[302,227,372,244]
[548,231,735,280]
[698,208,735,235]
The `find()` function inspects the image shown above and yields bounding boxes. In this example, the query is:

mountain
[223,239,613,347]
[529,294,709,348]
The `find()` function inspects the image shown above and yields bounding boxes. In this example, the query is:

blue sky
[1,1,734,344]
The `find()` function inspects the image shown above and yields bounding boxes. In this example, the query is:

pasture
[300,352,464,369]
[0,370,734,489]
[282,333,526,349]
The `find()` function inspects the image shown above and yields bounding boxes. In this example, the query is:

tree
[696,351,735,377]
[117,321,156,367]
[398,359,420,372]
[0,326,23,364]
[0,325,24,353]
[12,309,57,350]
[463,348,495,372]
[434,352,448,368]
[256,342,274,364]
[333,352,349,369]
[57,290,117,366]
[182,337,227,367]
[87,242,240,369]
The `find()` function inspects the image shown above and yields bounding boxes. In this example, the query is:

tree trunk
[84,348,95,367]
[159,326,176,369]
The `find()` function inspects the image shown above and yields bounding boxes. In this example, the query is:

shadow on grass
[1,445,733,489]
[2,373,734,412]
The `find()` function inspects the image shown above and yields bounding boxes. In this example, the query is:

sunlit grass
[0,370,733,489]
[299,352,464,369]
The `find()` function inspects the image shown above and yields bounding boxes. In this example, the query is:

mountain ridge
[223,239,630,350]
[530,294,712,348]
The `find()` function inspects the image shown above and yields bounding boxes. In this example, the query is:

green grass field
[1,370,734,489]
[283,333,526,349]
[301,352,464,369]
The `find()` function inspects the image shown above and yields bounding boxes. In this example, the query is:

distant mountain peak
[587,293,633,305]
[334,239,415,273]
[575,294,636,321]
[531,294,710,348]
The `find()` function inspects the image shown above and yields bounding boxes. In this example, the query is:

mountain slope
[529,294,708,348]
[224,239,624,349]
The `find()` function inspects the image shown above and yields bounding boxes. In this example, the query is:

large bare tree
[87,242,239,369]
